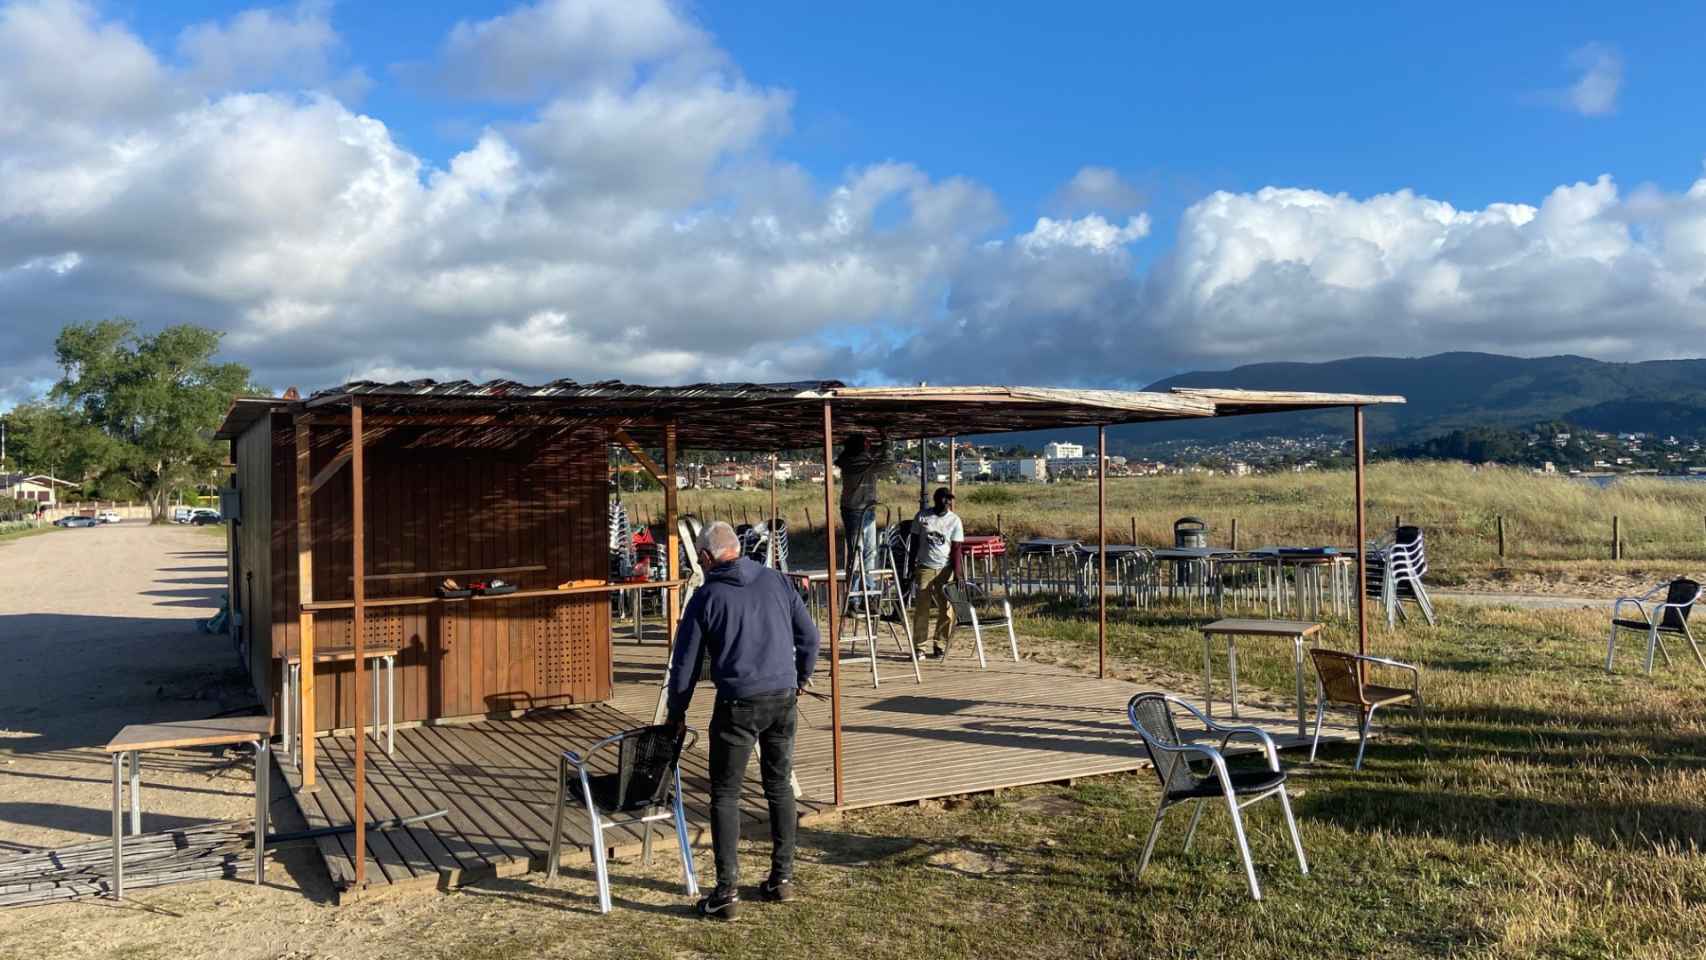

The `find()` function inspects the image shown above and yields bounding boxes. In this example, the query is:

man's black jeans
[708,690,798,892]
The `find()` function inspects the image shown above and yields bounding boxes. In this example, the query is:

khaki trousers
[912,566,956,650]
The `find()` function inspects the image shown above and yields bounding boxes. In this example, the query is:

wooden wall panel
[268,424,611,732]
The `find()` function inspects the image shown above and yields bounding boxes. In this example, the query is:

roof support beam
[612,429,665,485]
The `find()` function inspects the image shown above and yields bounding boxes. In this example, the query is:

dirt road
[0,523,754,959]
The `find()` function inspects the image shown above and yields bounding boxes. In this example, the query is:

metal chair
[1307,649,1424,770]
[1126,692,1308,901]
[545,725,699,913]
[1606,577,1705,675]
[941,582,1019,667]
[1364,525,1436,628]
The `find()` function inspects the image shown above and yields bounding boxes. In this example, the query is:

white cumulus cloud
[4,1,1706,409]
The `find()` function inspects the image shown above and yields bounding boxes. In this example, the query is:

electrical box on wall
[219,488,240,521]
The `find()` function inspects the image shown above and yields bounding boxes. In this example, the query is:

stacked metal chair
[1364,525,1435,628]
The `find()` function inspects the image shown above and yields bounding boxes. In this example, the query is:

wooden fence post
[1231,517,1239,550]
[1130,516,1138,545]
[805,505,814,535]
[1612,515,1622,560]
[1497,515,1505,560]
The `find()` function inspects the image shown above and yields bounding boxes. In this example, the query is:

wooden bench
[104,716,274,899]
[279,646,399,767]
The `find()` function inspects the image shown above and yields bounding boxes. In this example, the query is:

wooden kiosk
[215,379,1402,899]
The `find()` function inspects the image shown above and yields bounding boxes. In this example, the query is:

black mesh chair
[1606,577,1705,675]
[1126,693,1308,901]
[941,582,1019,667]
[545,725,699,913]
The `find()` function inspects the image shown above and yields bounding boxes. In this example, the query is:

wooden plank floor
[278,703,835,900]
[609,637,1360,810]
[282,629,1358,900]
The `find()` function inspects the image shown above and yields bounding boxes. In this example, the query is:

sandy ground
[0,524,859,959]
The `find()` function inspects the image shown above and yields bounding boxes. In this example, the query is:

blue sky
[3,0,1706,402]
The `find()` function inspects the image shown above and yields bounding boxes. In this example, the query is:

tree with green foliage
[1,401,104,482]
[51,320,253,522]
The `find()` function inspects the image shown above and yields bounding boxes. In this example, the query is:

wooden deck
[281,703,834,900]
[283,635,1355,899]
[609,638,1357,810]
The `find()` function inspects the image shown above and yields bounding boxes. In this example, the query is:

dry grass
[626,463,1706,588]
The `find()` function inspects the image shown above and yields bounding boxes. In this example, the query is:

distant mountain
[1106,352,1706,449]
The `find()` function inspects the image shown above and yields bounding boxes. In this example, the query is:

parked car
[189,508,223,525]
[96,510,122,524]
[54,515,99,528]
[172,506,195,523]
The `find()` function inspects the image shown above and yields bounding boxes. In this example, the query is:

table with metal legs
[280,646,398,768]
[1200,619,1325,738]
[104,715,276,899]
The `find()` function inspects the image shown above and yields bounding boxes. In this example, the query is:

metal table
[104,715,274,899]
[1200,618,1325,738]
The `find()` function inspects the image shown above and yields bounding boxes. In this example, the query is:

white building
[956,456,989,481]
[0,473,73,507]
[1043,441,1083,460]
[990,458,1048,482]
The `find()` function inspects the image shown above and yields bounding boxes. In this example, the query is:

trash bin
[1174,516,1208,586]
[1174,516,1208,549]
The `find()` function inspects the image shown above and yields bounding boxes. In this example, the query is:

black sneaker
[696,888,740,920]
[759,877,795,903]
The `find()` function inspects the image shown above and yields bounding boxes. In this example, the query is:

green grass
[388,599,1706,959]
[0,521,58,545]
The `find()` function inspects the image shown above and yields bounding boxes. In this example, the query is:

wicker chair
[1306,649,1424,770]
[1606,577,1705,675]
[1126,693,1308,901]
[942,582,1020,667]
[545,725,699,913]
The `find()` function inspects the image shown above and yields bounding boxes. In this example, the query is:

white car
[96,510,121,524]
[172,506,194,523]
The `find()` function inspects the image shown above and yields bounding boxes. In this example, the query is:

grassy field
[347,598,1706,960]
[624,462,1706,590]
[0,521,58,545]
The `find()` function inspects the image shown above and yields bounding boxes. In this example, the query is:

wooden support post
[1612,515,1622,560]
[1497,515,1506,560]
[917,437,928,511]
[1097,426,1108,680]
[821,402,844,807]
[349,398,367,888]
[769,452,779,568]
[1354,407,1369,676]
[948,436,957,499]
[293,418,316,789]
[665,423,680,645]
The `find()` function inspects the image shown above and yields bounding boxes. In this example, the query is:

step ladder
[839,533,921,688]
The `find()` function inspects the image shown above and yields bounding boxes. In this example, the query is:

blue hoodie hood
[665,558,821,717]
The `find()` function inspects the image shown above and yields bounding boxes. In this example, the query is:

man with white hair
[665,520,820,920]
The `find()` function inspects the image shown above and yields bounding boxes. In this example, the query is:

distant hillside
[1110,352,1706,449]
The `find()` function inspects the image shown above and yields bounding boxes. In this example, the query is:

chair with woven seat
[942,582,1020,667]
[1606,577,1705,675]
[1126,692,1309,901]
[545,724,699,913]
[1307,648,1424,770]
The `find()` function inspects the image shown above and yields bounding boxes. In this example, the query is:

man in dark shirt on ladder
[666,521,821,920]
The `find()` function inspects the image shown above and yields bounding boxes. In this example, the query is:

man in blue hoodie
[666,521,820,920]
